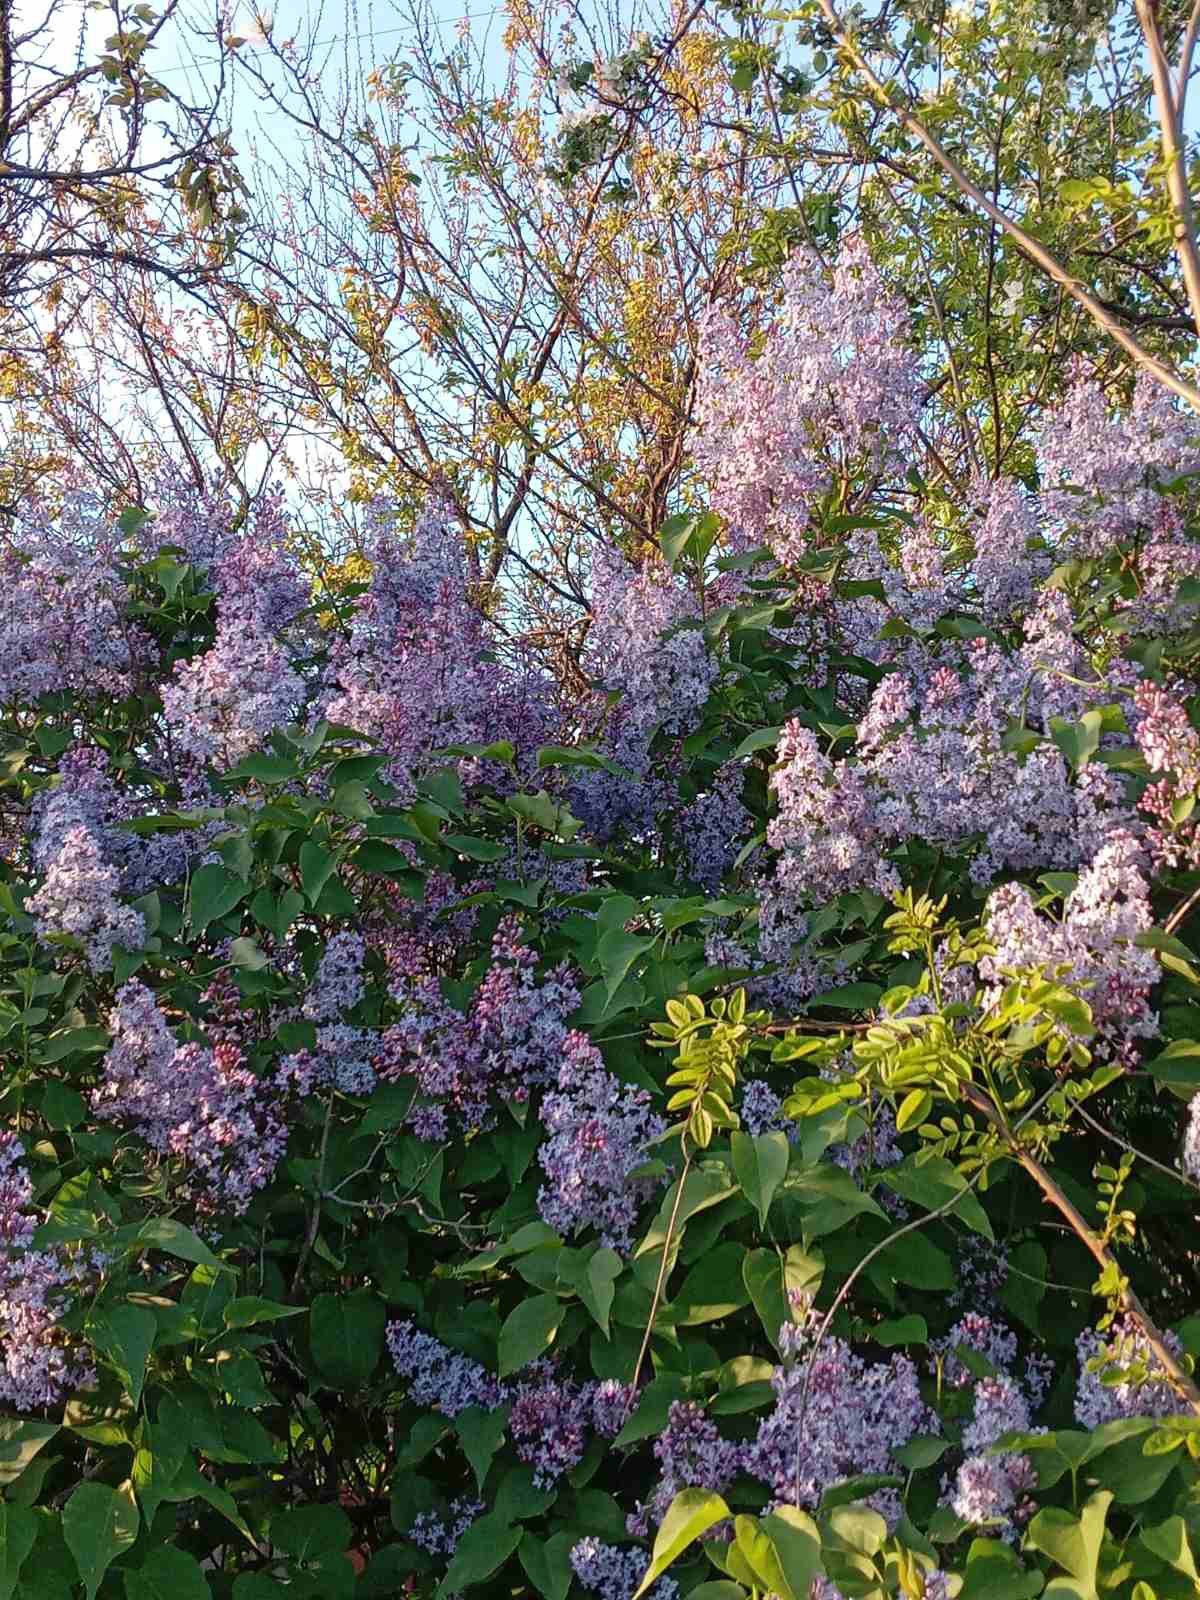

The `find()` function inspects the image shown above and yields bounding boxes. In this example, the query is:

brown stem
[961,1084,1200,1411]
[1136,0,1200,340]
[627,1147,692,1411]
[813,0,1200,411]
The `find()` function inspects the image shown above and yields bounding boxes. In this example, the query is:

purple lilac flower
[509,1373,594,1485]
[747,1308,930,1511]
[0,1133,96,1410]
[161,625,304,768]
[408,1496,484,1556]
[569,1538,678,1600]
[950,1451,1037,1532]
[94,982,288,1212]
[637,1401,743,1528]
[980,830,1160,1061]
[1074,1315,1190,1427]
[1184,1098,1200,1183]
[694,236,922,564]
[937,1313,1019,1388]
[740,1079,788,1137]
[27,824,146,973]
[536,1033,667,1253]
[385,1319,504,1417]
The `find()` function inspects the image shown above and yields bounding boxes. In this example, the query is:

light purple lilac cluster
[0,490,145,704]
[324,497,557,798]
[980,828,1160,1060]
[694,235,923,564]
[934,1314,1045,1537]
[1074,1314,1190,1427]
[94,981,290,1213]
[0,1132,96,1410]
[26,822,146,973]
[569,1538,678,1600]
[747,1305,930,1516]
[386,1320,630,1486]
[572,544,725,847]
[1134,680,1200,871]
[378,920,589,1140]
[536,1032,667,1253]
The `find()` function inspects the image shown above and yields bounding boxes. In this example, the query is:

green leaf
[436,1512,522,1596]
[559,1246,622,1337]
[223,1297,306,1330]
[271,1504,352,1559]
[38,1027,110,1064]
[229,936,269,971]
[299,841,339,903]
[634,1489,731,1597]
[333,780,375,819]
[731,1131,790,1229]
[743,1248,789,1352]
[124,1546,211,1600]
[1140,1515,1198,1579]
[873,1315,929,1348]
[895,1087,933,1132]
[498,1294,565,1378]
[673,1242,752,1325]
[63,1482,139,1600]
[597,927,656,1001]
[91,1303,156,1408]
[224,752,301,784]
[1026,1491,1112,1599]
[130,1217,233,1272]
[881,1155,994,1240]
[0,1505,37,1600]
[807,981,883,1012]
[731,726,782,759]
[0,1419,58,1488]
[1050,710,1103,772]
[188,863,246,933]
[517,1531,576,1600]
[454,1405,510,1491]
[310,1291,386,1388]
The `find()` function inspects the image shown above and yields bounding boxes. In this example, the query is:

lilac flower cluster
[385,1319,504,1416]
[0,492,144,703]
[980,829,1160,1059]
[94,982,289,1212]
[569,1538,678,1600]
[536,1031,666,1252]
[747,1306,930,1513]
[627,1401,744,1534]
[0,1132,96,1410]
[161,627,304,768]
[378,920,588,1139]
[694,236,922,564]
[1074,1315,1189,1427]
[324,497,557,798]
[407,1496,484,1556]
[386,1322,630,1486]
[26,824,146,973]
[935,1315,1043,1535]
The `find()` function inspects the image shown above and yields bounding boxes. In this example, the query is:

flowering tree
[2,223,1200,1600]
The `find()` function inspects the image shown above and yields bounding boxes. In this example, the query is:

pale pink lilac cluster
[1074,1315,1189,1427]
[536,1031,667,1252]
[94,981,289,1212]
[980,829,1160,1060]
[1133,680,1200,870]
[0,1132,96,1410]
[694,236,923,563]
[1037,368,1200,557]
